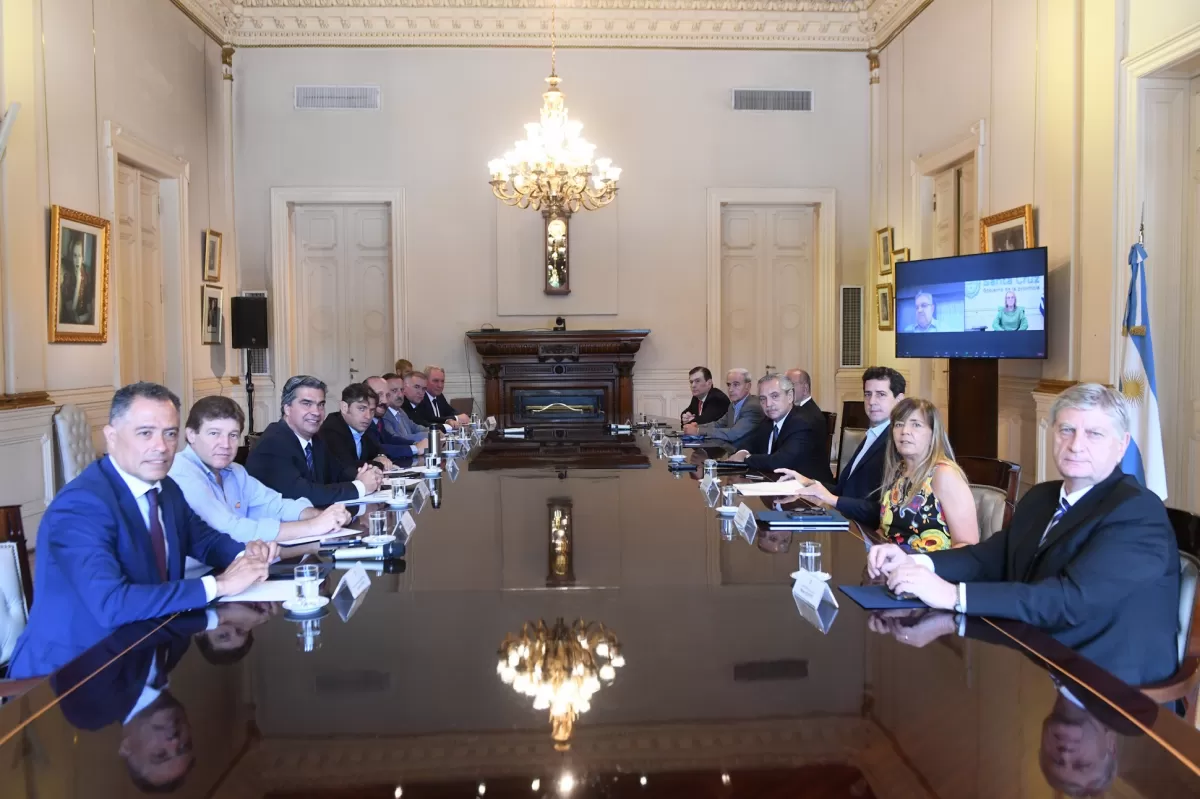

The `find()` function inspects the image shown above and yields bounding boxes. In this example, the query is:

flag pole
[1138,202,1145,245]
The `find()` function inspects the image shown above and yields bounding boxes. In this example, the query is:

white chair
[969,484,1008,541]
[0,542,29,671]
[53,403,95,487]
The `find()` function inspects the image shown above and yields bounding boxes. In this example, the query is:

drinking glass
[391,481,408,504]
[799,542,823,574]
[294,564,322,606]
[369,510,388,537]
[722,484,738,508]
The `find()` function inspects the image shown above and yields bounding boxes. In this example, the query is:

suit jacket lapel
[1021,470,1127,579]
[98,457,162,583]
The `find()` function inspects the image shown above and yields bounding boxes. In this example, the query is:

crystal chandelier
[496,618,625,750]
[486,1,621,216]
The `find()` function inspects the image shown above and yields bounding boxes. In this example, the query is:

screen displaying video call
[894,247,1048,359]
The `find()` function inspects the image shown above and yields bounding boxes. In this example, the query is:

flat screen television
[894,247,1048,359]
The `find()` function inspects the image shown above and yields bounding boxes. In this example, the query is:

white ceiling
[176,0,929,50]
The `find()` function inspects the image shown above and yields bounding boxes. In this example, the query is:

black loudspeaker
[230,296,268,350]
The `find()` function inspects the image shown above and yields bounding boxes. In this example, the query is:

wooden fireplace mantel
[465,329,650,423]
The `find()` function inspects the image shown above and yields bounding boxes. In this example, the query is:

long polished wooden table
[1,427,1198,797]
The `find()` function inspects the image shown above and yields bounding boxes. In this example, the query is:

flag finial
[1138,202,1145,245]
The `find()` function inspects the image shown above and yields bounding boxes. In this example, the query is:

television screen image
[895,247,1047,360]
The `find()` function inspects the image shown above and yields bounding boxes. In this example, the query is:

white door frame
[101,121,192,408]
[706,187,837,409]
[269,188,407,403]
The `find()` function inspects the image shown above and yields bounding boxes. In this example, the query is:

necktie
[768,423,779,454]
[304,441,315,479]
[1039,497,1071,547]
[732,401,740,422]
[144,488,169,581]
[697,399,703,418]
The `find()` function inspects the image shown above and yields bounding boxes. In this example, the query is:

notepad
[734,480,804,497]
[218,580,300,603]
[279,528,361,548]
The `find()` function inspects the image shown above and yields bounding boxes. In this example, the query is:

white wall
[1127,0,1200,59]
[233,47,869,392]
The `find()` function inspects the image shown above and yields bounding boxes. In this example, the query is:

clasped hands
[357,462,384,493]
[214,539,280,598]
[866,544,958,610]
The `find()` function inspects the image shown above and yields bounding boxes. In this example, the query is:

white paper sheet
[278,528,361,548]
[218,579,299,603]
[734,480,804,497]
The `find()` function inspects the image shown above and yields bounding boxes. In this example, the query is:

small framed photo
[203,229,223,282]
[201,284,224,345]
[876,283,894,331]
[875,226,894,275]
[980,204,1034,253]
[49,205,111,343]
[892,247,911,267]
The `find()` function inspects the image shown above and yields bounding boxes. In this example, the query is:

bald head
[785,369,811,402]
[365,377,391,417]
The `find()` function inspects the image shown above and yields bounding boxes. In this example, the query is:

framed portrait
[201,284,224,346]
[203,230,223,282]
[876,283,894,331]
[980,204,1035,253]
[875,226,894,275]
[49,205,111,343]
[892,247,911,267]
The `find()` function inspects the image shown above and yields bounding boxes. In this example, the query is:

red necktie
[697,399,703,417]
[144,488,169,581]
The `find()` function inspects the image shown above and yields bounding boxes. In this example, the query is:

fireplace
[513,389,606,425]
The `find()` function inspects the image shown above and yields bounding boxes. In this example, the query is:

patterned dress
[879,463,953,552]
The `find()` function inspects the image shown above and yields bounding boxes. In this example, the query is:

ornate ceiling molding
[173,0,930,49]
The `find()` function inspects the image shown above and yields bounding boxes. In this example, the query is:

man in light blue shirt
[170,396,350,543]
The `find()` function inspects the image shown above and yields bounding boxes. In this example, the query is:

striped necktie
[304,441,315,479]
[1039,496,1071,547]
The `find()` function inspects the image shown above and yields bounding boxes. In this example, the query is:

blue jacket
[7,457,243,678]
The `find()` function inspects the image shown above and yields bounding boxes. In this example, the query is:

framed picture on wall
[203,229,223,282]
[49,205,111,343]
[201,284,224,345]
[876,283,894,331]
[875,227,894,275]
[980,204,1034,252]
[891,247,910,267]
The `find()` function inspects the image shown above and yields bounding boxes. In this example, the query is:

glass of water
[391,481,408,504]
[799,542,823,574]
[722,484,737,508]
[368,510,388,537]
[294,564,322,606]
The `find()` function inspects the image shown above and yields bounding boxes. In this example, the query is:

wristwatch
[954,582,967,614]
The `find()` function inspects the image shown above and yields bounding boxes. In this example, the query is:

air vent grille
[242,291,270,376]
[295,85,381,111]
[732,89,813,112]
[840,285,864,369]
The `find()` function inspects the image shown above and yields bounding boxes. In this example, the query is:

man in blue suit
[776,366,905,528]
[7,382,271,678]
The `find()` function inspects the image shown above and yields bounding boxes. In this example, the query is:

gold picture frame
[875,226,895,275]
[48,205,111,343]
[891,247,911,267]
[203,229,223,282]
[876,283,894,331]
[980,204,1035,253]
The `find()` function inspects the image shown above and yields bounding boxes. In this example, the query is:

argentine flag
[1119,242,1167,500]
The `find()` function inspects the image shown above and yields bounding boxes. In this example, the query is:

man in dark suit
[682,367,764,451]
[869,383,1180,687]
[680,366,729,426]
[365,375,426,461]
[7,382,270,679]
[401,369,446,428]
[424,365,471,426]
[779,366,906,528]
[246,375,383,506]
[319,382,395,481]
[723,374,832,482]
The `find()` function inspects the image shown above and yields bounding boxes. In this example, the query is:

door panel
[116,164,139,386]
[138,175,164,385]
[115,164,164,386]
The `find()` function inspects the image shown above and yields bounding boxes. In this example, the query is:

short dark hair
[862,366,906,397]
[341,382,376,405]
[382,372,401,381]
[689,366,713,382]
[280,375,326,414]
[110,382,181,424]
[194,630,255,666]
[185,396,245,433]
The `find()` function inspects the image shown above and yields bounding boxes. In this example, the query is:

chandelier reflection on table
[496,618,625,750]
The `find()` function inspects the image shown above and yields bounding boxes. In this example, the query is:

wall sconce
[547,498,575,587]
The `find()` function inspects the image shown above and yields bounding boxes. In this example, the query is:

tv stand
[947,358,998,458]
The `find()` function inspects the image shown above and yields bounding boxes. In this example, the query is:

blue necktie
[304,441,314,479]
[768,424,779,454]
[1039,496,1070,546]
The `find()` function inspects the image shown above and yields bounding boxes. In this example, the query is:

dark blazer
[403,398,441,428]
[743,408,834,483]
[7,458,243,678]
[681,387,730,426]
[245,420,360,507]
[319,412,385,481]
[928,468,1180,686]
[826,423,890,529]
[427,393,462,421]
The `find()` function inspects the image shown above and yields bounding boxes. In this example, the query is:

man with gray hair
[246,375,382,506]
[723,374,832,482]
[422,365,471,427]
[903,290,938,333]
[682,368,763,452]
[867,383,1179,687]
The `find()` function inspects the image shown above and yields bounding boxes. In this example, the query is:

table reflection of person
[756,526,792,554]
[58,232,94,325]
[991,289,1029,331]
[903,291,939,333]
[54,605,273,792]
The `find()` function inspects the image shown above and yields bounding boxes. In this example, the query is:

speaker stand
[244,362,256,437]
[947,358,998,458]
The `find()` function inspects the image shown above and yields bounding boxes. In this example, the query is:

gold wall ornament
[547,498,574,585]
[544,211,570,294]
[497,618,625,751]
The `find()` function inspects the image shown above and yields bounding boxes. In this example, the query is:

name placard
[333,563,371,601]
[735,503,757,542]
[400,510,417,535]
[791,570,838,611]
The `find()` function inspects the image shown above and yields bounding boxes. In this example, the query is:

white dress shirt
[913,482,1097,615]
[294,431,367,497]
[108,459,219,602]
